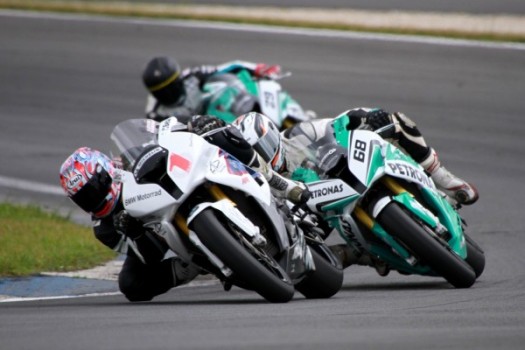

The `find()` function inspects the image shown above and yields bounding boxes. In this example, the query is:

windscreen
[109,118,159,170]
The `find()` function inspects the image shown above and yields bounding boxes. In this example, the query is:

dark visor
[152,79,185,105]
[70,168,112,213]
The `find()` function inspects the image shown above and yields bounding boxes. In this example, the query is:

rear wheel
[464,233,485,278]
[190,208,295,303]
[377,202,476,288]
[295,247,344,299]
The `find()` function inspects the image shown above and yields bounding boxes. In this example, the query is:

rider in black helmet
[142,56,283,123]
[142,56,211,123]
[142,56,185,107]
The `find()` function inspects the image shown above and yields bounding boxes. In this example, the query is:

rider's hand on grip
[187,115,226,135]
[288,184,312,213]
[298,187,312,205]
[114,210,144,240]
[365,109,392,131]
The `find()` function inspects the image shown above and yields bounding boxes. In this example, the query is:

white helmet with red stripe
[233,112,286,172]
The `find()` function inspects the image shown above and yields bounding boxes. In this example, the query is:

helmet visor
[253,129,281,163]
[151,79,184,106]
[70,167,112,213]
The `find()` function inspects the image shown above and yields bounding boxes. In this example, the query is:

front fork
[353,177,404,230]
[174,184,233,235]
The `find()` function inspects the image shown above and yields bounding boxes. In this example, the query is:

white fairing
[257,80,308,126]
[121,171,176,218]
[348,129,435,190]
[187,199,262,242]
[157,118,272,206]
[385,159,436,190]
[306,179,359,214]
[258,80,281,125]
[119,117,272,219]
[347,130,385,185]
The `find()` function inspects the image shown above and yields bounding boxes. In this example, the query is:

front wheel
[190,208,295,303]
[376,202,476,288]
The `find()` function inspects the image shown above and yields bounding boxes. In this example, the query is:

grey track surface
[1,11,525,350]
[124,0,525,15]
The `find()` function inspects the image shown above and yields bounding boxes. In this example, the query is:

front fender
[187,199,261,242]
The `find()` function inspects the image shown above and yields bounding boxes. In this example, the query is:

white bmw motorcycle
[110,117,343,303]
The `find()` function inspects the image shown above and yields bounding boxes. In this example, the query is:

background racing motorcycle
[200,62,313,130]
[110,117,343,303]
[290,116,485,288]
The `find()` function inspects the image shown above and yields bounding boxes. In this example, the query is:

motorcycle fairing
[121,171,176,218]
[157,118,272,207]
[348,130,468,259]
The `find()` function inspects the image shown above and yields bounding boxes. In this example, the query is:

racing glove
[187,115,226,135]
[288,184,312,206]
[113,210,144,240]
[365,109,393,131]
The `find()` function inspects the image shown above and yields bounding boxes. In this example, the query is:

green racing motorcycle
[291,115,485,288]
[201,66,311,130]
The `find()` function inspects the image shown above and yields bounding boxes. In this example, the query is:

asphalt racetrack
[1,11,525,350]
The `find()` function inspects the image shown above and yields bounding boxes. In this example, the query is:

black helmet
[142,56,184,105]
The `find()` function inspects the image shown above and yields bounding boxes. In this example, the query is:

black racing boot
[329,244,390,276]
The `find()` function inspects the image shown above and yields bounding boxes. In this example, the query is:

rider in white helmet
[187,113,310,205]
[279,108,479,206]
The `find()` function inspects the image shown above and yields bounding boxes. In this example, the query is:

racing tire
[464,233,485,278]
[190,208,295,303]
[295,247,344,299]
[377,202,476,288]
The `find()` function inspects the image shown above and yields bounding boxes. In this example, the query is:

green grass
[0,203,116,277]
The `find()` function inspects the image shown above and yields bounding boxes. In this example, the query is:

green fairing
[203,69,258,123]
[367,222,412,260]
[331,114,351,148]
[236,69,258,95]
[206,88,240,123]
[420,187,467,257]
[392,192,439,229]
[291,167,320,183]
